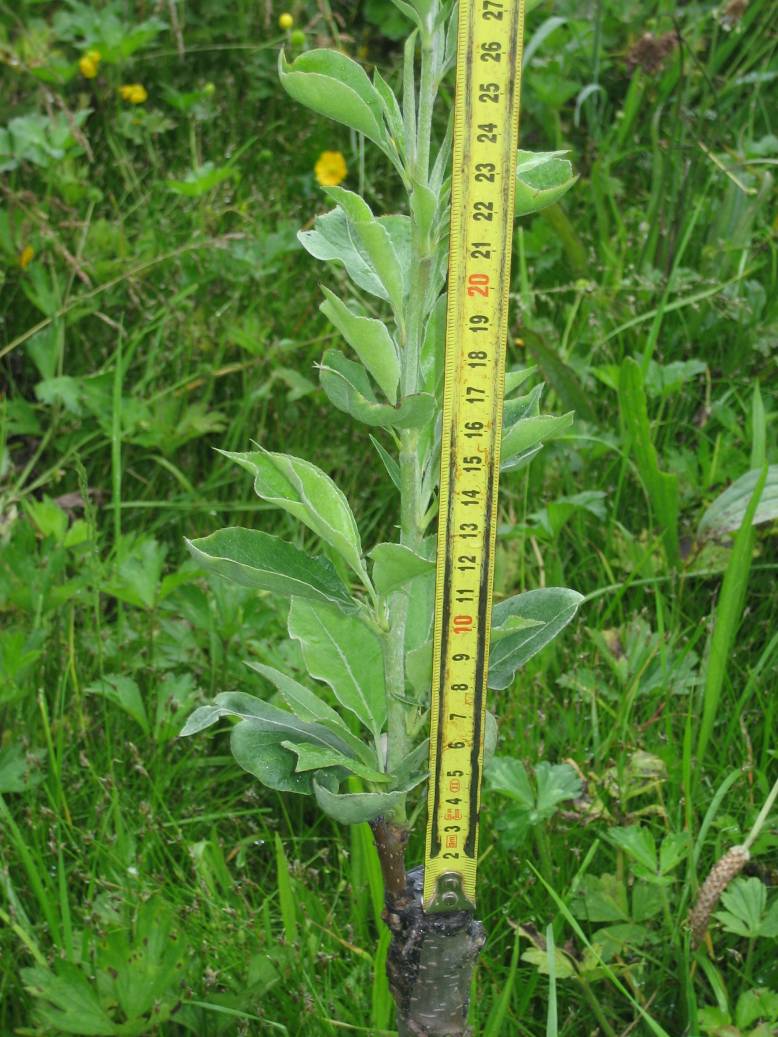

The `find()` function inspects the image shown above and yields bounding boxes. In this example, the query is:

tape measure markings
[423,0,526,912]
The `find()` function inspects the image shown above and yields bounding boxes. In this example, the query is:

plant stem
[576,973,618,1037]
[384,16,442,781]
[416,40,435,184]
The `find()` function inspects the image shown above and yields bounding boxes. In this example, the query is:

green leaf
[573,874,630,923]
[373,68,405,151]
[188,693,363,795]
[288,598,387,742]
[153,673,200,744]
[486,759,581,848]
[165,162,235,197]
[299,207,387,299]
[484,710,499,764]
[245,661,372,763]
[230,722,315,794]
[369,542,435,595]
[281,741,390,783]
[735,989,778,1030]
[313,778,404,824]
[515,150,577,216]
[404,640,431,701]
[534,761,583,817]
[100,898,185,1023]
[22,963,120,1035]
[319,349,435,429]
[490,614,543,642]
[420,291,447,402]
[392,739,430,791]
[521,946,576,980]
[85,674,149,734]
[522,328,595,421]
[659,832,688,875]
[218,449,367,582]
[369,434,401,489]
[715,877,774,939]
[608,826,657,874]
[486,757,534,808]
[502,411,574,460]
[185,528,355,611]
[180,691,360,758]
[488,588,584,690]
[698,465,778,540]
[0,743,44,793]
[279,49,388,149]
[324,187,406,313]
[320,286,401,403]
[619,358,680,566]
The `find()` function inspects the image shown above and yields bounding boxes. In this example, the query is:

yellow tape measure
[423,0,526,913]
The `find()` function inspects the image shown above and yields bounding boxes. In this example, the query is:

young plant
[181,2,580,1032]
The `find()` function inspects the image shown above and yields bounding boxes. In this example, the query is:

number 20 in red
[467,273,490,297]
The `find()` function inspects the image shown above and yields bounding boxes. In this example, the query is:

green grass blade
[483,928,521,1037]
[274,833,299,946]
[545,924,558,1037]
[696,464,769,771]
[371,925,392,1031]
[618,357,680,567]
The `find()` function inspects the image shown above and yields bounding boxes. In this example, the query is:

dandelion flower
[314,150,347,187]
[79,49,101,79]
[119,84,148,105]
[279,12,294,30]
[18,245,34,269]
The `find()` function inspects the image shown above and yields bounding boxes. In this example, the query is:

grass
[1,0,777,1035]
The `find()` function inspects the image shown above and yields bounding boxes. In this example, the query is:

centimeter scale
[423,0,526,913]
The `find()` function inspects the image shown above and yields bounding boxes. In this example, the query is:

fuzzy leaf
[697,465,778,540]
[369,542,435,595]
[313,778,404,824]
[230,722,314,794]
[245,661,371,763]
[299,207,387,299]
[288,598,387,741]
[281,741,389,783]
[319,286,401,403]
[324,187,406,312]
[488,588,584,690]
[279,50,387,148]
[502,411,574,460]
[185,528,355,611]
[373,69,404,151]
[180,691,358,758]
[515,150,577,216]
[218,449,367,582]
[319,349,435,429]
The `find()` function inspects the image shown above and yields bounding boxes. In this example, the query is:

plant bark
[371,825,484,1036]
[382,865,485,1037]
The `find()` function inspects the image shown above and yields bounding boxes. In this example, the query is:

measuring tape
[423,0,526,913]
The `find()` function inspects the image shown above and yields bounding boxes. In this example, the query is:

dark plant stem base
[383,866,485,1037]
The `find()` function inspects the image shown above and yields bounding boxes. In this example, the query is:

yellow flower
[279,12,294,30]
[119,83,148,104]
[79,49,101,79]
[314,150,347,187]
[19,245,34,269]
